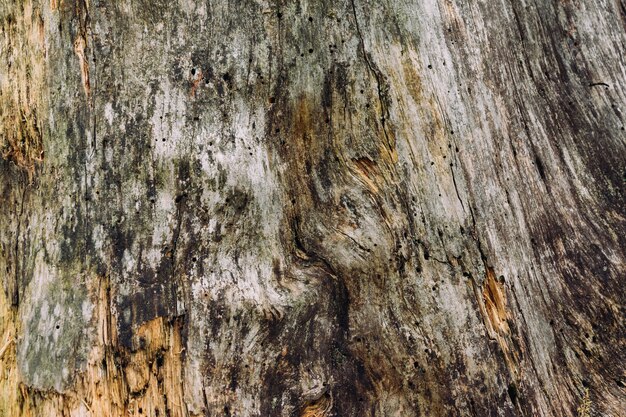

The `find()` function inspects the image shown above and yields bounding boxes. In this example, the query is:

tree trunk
[1,0,624,416]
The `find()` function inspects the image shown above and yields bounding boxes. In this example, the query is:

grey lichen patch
[17,260,91,391]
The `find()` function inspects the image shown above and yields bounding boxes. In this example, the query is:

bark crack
[334,227,369,255]
[12,185,27,306]
[171,200,185,283]
[450,161,466,213]
[349,0,393,151]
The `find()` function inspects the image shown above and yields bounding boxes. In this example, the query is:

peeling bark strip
[482,268,510,336]
[73,34,90,100]
[1,0,625,416]
[0,0,46,173]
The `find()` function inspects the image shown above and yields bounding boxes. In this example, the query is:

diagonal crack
[349,0,393,151]
[450,163,466,213]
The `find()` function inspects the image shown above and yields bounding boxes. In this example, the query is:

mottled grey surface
[1,0,624,416]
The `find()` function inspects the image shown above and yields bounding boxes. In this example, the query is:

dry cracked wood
[0,0,624,416]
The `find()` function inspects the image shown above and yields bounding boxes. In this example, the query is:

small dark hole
[507,384,518,404]
[56,325,60,329]
[191,68,196,75]
[308,48,314,53]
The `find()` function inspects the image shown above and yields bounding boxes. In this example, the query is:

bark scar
[300,392,333,417]
[74,34,91,100]
[482,267,510,335]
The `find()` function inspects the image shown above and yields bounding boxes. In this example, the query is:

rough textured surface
[1,0,625,416]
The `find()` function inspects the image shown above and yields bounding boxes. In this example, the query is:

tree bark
[1,0,624,416]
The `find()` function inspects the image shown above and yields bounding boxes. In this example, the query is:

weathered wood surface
[1,0,624,416]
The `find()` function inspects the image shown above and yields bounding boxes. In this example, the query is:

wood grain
[1,0,624,415]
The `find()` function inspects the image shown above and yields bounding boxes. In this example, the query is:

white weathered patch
[149,79,187,159]
[104,102,114,125]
